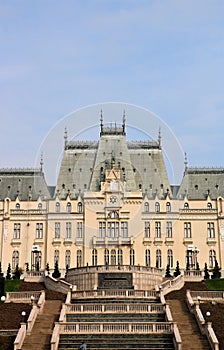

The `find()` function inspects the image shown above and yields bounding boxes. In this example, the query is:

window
[54,250,59,264]
[184,202,189,209]
[77,250,82,267]
[13,223,21,239]
[12,250,19,269]
[55,222,60,239]
[207,222,215,238]
[36,223,43,239]
[77,222,83,238]
[209,250,216,268]
[166,222,172,238]
[207,202,212,210]
[145,249,150,267]
[77,202,83,213]
[144,202,149,212]
[155,202,160,213]
[155,222,161,238]
[156,249,162,268]
[38,203,42,209]
[167,249,173,268]
[111,249,116,265]
[92,249,97,266]
[186,250,193,268]
[56,202,60,213]
[66,222,72,239]
[121,222,128,238]
[107,222,119,238]
[118,249,123,265]
[16,203,20,209]
[144,221,150,238]
[65,250,71,268]
[184,222,191,238]
[99,222,106,238]
[130,248,135,266]
[67,202,71,213]
[166,202,171,212]
[104,248,109,265]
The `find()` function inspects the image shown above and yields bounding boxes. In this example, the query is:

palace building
[0,114,223,276]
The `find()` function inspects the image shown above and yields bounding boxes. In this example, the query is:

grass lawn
[4,279,21,293]
[205,278,224,290]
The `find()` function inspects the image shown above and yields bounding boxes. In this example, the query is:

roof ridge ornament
[64,127,68,148]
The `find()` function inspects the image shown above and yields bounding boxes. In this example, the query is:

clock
[109,196,117,204]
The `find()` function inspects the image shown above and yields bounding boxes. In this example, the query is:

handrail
[14,323,26,350]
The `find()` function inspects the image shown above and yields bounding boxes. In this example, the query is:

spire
[184,152,188,174]
[64,127,68,148]
[40,152,43,171]
[122,110,126,133]
[100,110,103,134]
[158,127,161,148]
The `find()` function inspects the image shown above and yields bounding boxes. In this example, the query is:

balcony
[11,238,21,247]
[52,237,62,246]
[206,237,217,245]
[165,237,174,245]
[183,237,193,245]
[143,237,152,245]
[92,236,133,247]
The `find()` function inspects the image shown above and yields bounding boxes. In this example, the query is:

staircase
[166,300,210,350]
[22,300,62,350]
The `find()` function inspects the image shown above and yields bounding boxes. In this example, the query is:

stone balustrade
[65,303,164,314]
[6,291,41,303]
[71,289,158,299]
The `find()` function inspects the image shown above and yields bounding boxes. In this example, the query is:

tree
[52,261,61,279]
[13,264,21,280]
[173,261,181,277]
[196,262,200,271]
[6,264,11,280]
[204,263,210,280]
[165,264,172,278]
[46,263,50,274]
[212,260,221,279]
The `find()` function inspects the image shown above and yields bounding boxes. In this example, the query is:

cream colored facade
[0,118,224,276]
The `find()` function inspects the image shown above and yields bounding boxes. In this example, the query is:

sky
[0,0,223,185]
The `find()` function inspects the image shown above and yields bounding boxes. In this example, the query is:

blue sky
[0,0,223,185]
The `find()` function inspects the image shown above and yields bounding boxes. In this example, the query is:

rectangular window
[55,222,60,239]
[107,222,119,238]
[36,223,43,239]
[121,222,128,238]
[207,222,215,238]
[99,222,106,238]
[155,221,161,238]
[166,222,172,238]
[77,222,83,238]
[144,221,150,238]
[13,223,21,239]
[66,222,72,239]
[184,222,191,238]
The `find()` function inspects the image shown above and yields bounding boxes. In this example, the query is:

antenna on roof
[64,127,68,148]
[184,152,188,174]
[100,110,103,134]
[40,152,44,171]
[158,127,161,148]
[122,110,126,133]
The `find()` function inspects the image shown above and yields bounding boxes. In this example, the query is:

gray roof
[0,168,51,201]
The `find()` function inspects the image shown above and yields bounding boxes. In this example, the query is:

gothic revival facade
[0,116,223,276]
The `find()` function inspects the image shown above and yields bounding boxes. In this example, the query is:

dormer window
[77,202,83,213]
[166,202,171,212]
[184,202,189,209]
[67,202,71,213]
[56,202,60,213]
[38,203,42,209]
[207,202,212,209]
[16,203,20,209]
[155,202,160,213]
[144,202,149,212]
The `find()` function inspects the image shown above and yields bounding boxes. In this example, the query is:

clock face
[109,196,117,204]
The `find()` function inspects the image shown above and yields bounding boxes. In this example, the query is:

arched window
[166,202,171,212]
[54,250,59,264]
[167,249,173,268]
[207,202,212,209]
[144,202,149,212]
[156,249,162,268]
[12,250,19,269]
[155,202,160,213]
[118,249,123,265]
[76,250,82,268]
[92,249,97,266]
[184,202,189,209]
[65,250,71,268]
[15,203,20,209]
[77,202,83,213]
[104,248,109,265]
[209,250,216,268]
[111,249,116,265]
[56,202,60,213]
[145,249,150,267]
[67,202,71,213]
[38,203,42,209]
[130,249,135,266]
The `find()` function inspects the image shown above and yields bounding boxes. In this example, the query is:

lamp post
[21,311,26,323]
[1,295,6,303]
[30,295,35,305]
[197,296,201,304]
